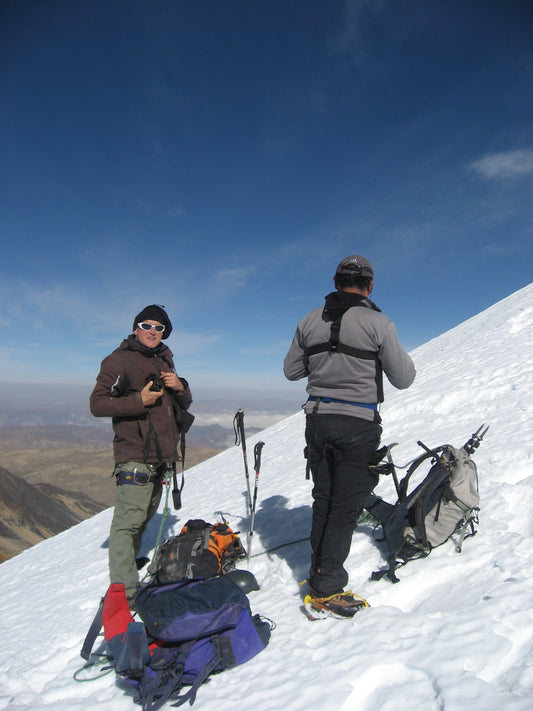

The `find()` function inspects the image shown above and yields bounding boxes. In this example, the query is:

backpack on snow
[149,519,246,583]
[80,576,272,710]
[362,425,488,583]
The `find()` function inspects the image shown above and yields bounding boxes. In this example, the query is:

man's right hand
[141,381,164,406]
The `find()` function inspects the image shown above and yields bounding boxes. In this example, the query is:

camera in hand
[145,373,164,391]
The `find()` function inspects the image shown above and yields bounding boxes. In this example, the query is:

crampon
[303,590,369,620]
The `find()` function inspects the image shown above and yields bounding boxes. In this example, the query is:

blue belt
[308,396,377,411]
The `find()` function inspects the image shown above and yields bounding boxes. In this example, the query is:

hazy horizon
[0,380,304,430]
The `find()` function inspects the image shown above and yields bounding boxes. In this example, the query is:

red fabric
[102,583,135,641]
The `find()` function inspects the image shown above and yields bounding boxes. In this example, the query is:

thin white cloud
[484,241,521,257]
[166,330,222,357]
[167,204,185,218]
[331,0,402,71]
[334,0,376,56]
[212,266,256,291]
[242,340,292,357]
[469,149,533,179]
[0,274,220,361]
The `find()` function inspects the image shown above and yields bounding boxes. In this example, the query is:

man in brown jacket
[90,304,192,602]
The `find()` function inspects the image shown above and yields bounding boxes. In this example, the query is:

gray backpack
[363,426,487,582]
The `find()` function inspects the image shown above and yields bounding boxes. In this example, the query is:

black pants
[305,413,382,596]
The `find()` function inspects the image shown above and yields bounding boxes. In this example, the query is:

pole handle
[233,409,246,448]
[254,441,265,472]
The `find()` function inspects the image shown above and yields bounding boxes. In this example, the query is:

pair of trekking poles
[233,409,264,562]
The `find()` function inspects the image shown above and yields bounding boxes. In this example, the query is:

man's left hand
[160,372,185,392]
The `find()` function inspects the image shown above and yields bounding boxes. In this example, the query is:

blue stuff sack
[127,576,272,710]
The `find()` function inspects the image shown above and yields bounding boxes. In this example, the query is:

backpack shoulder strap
[442,482,475,513]
[139,656,187,711]
[138,636,228,711]
[171,635,235,709]
[80,596,105,661]
[306,313,380,361]
[305,309,384,401]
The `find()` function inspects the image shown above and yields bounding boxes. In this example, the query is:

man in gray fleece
[283,255,415,618]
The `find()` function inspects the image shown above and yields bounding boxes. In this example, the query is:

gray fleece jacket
[283,292,415,422]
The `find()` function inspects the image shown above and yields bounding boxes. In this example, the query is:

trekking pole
[233,409,252,514]
[248,441,265,562]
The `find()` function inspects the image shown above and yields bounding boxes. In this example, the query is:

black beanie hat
[133,304,172,339]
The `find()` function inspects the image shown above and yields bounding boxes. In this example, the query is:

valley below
[0,424,223,562]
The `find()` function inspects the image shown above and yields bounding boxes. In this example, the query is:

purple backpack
[120,576,272,710]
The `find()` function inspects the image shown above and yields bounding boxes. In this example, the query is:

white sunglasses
[137,322,165,332]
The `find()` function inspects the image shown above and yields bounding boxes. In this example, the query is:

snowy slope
[0,284,532,711]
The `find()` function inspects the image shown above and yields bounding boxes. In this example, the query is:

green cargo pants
[108,462,164,596]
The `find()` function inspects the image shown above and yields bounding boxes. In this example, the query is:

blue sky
[1,0,531,398]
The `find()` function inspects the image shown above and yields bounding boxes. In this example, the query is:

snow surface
[1,284,532,711]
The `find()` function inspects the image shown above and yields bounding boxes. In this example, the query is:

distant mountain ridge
[0,424,112,449]
[0,424,224,562]
[0,466,105,563]
[0,421,253,451]
[0,397,278,563]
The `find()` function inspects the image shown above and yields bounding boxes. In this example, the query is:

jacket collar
[323,291,381,321]
[119,334,172,361]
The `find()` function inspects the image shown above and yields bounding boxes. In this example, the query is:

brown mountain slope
[0,425,222,562]
[0,466,106,563]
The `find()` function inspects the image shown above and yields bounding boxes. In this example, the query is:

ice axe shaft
[386,444,401,498]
